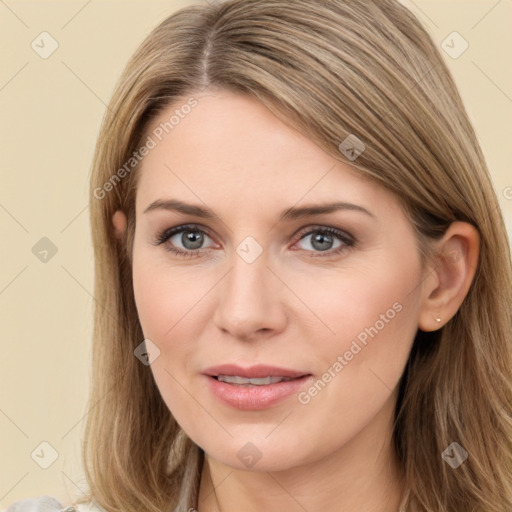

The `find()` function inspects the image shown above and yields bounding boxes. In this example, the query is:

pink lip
[202,364,308,379]
[202,364,313,410]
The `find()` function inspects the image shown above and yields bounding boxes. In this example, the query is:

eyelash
[153,223,356,259]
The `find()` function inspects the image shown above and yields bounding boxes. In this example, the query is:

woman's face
[130,89,426,472]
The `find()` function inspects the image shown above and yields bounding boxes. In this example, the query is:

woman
[7,0,511,511]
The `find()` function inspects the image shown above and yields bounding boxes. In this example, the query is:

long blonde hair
[79,1,512,511]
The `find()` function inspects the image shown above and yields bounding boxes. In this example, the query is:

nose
[213,248,287,341]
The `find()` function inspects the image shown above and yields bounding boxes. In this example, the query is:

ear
[418,221,480,332]
[112,209,127,243]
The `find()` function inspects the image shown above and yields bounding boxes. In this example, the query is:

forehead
[135,90,397,216]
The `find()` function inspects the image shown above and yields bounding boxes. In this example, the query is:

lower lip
[204,375,313,410]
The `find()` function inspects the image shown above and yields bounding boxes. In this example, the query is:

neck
[196,392,405,512]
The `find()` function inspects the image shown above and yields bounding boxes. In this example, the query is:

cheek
[132,244,203,341]
[132,251,206,415]
[296,252,422,413]
[131,243,222,408]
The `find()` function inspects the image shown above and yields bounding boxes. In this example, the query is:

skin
[112,89,479,512]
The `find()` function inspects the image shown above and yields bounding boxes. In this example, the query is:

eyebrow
[143,198,375,221]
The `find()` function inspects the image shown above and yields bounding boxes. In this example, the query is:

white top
[2,496,102,512]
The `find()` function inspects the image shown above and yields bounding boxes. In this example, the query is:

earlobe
[112,210,127,243]
[418,221,480,332]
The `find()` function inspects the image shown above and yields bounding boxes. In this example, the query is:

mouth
[213,375,297,386]
[202,364,313,410]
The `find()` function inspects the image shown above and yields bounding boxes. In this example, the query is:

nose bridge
[228,247,268,300]
[214,240,285,339]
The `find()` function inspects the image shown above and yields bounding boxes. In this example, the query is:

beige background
[0,0,511,508]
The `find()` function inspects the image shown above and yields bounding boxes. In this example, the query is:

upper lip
[202,364,309,379]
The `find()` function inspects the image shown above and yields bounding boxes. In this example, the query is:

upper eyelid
[295,224,353,239]
[160,223,215,241]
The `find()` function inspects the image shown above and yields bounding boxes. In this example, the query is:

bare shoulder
[2,496,103,512]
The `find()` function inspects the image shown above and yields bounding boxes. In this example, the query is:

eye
[154,224,356,259]
[293,226,355,257]
[154,224,215,258]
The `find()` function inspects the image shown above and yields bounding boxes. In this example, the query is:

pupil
[312,233,332,251]
[183,230,203,250]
